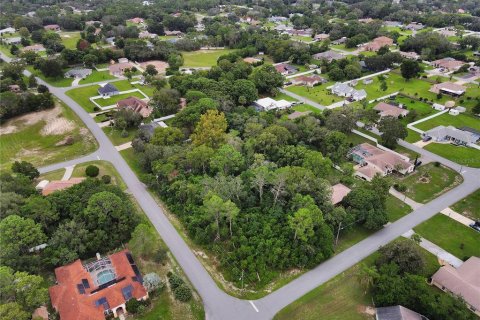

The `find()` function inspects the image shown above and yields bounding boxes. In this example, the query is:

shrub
[168,273,184,290]
[393,183,407,192]
[153,248,168,264]
[85,165,99,177]
[101,175,111,184]
[125,298,142,314]
[121,129,129,138]
[93,106,100,112]
[174,284,192,302]
[434,161,441,167]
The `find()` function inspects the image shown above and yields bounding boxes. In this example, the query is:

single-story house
[399,51,420,60]
[331,37,347,45]
[348,143,413,181]
[109,61,134,76]
[375,305,426,320]
[164,30,183,37]
[331,183,351,205]
[4,37,21,45]
[432,103,446,111]
[431,58,465,71]
[383,21,403,28]
[128,17,144,24]
[139,121,160,138]
[0,27,15,35]
[362,36,393,52]
[105,37,115,45]
[373,102,409,118]
[286,29,312,37]
[312,50,345,62]
[274,63,298,75]
[331,82,367,101]
[314,33,329,41]
[405,22,424,31]
[363,78,373,85]
[291,74,327,87]
[243,57,262,64]
[431,256,480,317]
[287,111,311,120]
[44,24,61,32]
[429,82,466,96]
[269,16,288,23]
[49,250,149,320]
[85,20,102,27]
[38,178,85,196]
[254,97,292,111]
[423,125,480,145]
[116,96,152,118]
[21,44,45,52]
[65,68,92,79]
[98,83,120,97]
[139,31,157,39]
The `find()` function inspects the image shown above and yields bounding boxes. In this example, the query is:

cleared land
[414,113,480,132]
[286,82,344,105]
[182,49,236,68]
[424,143,480,168]
[451,189,480,220]
[0,101,97,171]
[414,214,480,260]
[399,163,463,203]
[59,31,81,49]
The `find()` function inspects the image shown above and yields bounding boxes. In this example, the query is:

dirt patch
[41,117,75,136]
[357,305,376,316]
[419,176,430,183]
[0,106,63,135]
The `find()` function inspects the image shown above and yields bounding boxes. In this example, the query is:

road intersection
[4,53,479,320]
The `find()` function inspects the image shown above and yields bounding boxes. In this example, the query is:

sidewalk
[389,188,423,210]
[402,230,463,268]
[115,141,132,151]
[61,165,75,181]
[440,208,475,227]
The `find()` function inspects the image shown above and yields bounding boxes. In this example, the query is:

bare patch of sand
[0,106,63,135]
[41,117,75,136]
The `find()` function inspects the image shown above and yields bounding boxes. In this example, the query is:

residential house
[105,37,115,46]
[348,143,414,181]
[269,16,288,23]
[139,121,161,138]
[38,178,85,196]
[139,31,157,39]
[423,125,480,146]
[128,17,145,24]
[49,250,149,320]
[373,102,409,118]
[362,36,393,52]
[44,24,61,32]
[314,33,329,41]
[116,96,152,118]
[98,83,120,97]
[383,21,403,28]
[405,22,424,31]
[363,78,373,85]
[0,27,15,35]
[431,256,480,316]
[21,44,45,52]
[274,63,298,75]
[429,82,466,96]
[109,61,134,76]
[331,183,351,205]
[432,103,446,111]
[431,57,465,71]
[65,68,92,79]
[291,74,326,87]
[85,20,102,27]
[399,51,420,60]
[4,37,21,45]
[164,30,184,37]
[8,84,21,93]
[358,18,374,24]
[243,57,262,64]
[375,305,427,320]
[312,50,345,62]
[287,29,312,37]
[254,97,292,111]
[331,82,367,101]
[331,37,347,45]
[437,28,456,37]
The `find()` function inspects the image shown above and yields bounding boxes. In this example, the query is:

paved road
[5,53,480,319]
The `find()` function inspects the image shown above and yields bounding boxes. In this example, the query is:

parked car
[469,221,480,232]
[422,136,432,142]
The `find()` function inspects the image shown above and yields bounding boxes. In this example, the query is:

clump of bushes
[85,165,99,177]
[167,272,192,302]
[393,183,407,192]
[101,175,111,184]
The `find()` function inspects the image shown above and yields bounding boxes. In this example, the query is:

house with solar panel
[49,249,148,320]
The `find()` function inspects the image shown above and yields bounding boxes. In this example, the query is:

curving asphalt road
[5,52,480,319]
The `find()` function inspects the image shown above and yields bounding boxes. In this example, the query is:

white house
[331,82,367,101]
[432,103,446,111]
[254,97,292,111]
[0,27,15,35]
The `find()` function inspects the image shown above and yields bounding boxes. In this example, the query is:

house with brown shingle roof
[116,96,152,118]
[40,178,85,196]
[373,102,409,118]
[431,58,465,71]
[431,256,480,317]
[22,44,45,52]
[331,183,351,205]
[49,250,148,320]
[109,61,134,76]
[429,82,466,96]
[127,17,144,24]
[362,36,393,52]
[44,24,61,32]
[348,143,413,181]
[291,74,326,87]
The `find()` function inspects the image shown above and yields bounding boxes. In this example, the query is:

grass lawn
[274,239,440,320]
[66,80,154,112]
[94,91,146,107]
[79,70,117,85]
[59,31,81,49]
[414,214,480,260]
[424,143,480,168]
[399,163,463,203]
[71,160,127,189]
[414,113,480,132]
[27,66,73,87]
[120,148,144,176]
[386,195,411,222]
[102,126,137,145]
[291,35,313,42]
[293,104,321,114]
[404,129,422,143]
[286,83,344,105]
[0,101,98,172]
[452,189,480,220]
[335,225,373,254]
[182,49,236,68]
[330,44,357,52]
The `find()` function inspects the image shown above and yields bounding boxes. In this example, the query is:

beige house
[373,102,409,118]
[430,82,466,96]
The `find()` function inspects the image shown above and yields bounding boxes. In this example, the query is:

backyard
[414,214,480,260]
[286,82,344,105]
[182,49,236,68]
[451,189,480,220]
[0,101,97,171]
[399,163,463,203]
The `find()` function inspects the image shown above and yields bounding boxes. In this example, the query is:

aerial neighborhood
[0,0,479,319]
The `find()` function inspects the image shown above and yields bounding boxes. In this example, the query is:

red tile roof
[42,178,85,196]
[116,96,152,118]
[49,249,148,320]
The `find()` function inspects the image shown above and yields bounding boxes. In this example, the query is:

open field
[386,195,411,221]
[59,31,81,49]
[286,82,344,105]
[78,69,117,84]
[0,101,97,171]
[414,113,480,132]
[95,91,146,107]
[414,214,480,260]
[182,49,236,67]
[424,143,480,168]
[400,163,463,203]
[452,189,480,220]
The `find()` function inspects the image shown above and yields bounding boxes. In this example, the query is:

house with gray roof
[65,68,92,79]
[376,305,427,320]
[98,83,119,97]
[423,125,480,146]
[331,82,367,101]
[4,37,21,45]
[312,50,345,62]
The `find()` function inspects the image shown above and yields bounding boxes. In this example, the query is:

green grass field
[292,104,321,114]
[182,49,236,68]
[386,195,411,221]
[404,129,422,143]
[27,66,74,87]
[452,189,480,220]
[286,82,344,105]
[424,143,480,168]
[102,126,137,145]
[400,163,463,203]
[0,101,98,171]
[59,31,81,49]
[79,70,117,85]
[95,92,146,107]
[414,214,480,260]
[414,113,480,132]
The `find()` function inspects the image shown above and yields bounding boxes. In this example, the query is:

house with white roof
[331,82,367,101]
[254,97,292,111]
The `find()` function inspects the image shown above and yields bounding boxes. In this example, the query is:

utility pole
[335,221,342,246]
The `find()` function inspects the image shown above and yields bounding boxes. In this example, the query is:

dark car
[469,221,480,232]
[422,136,432,142]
